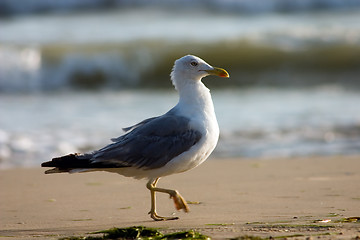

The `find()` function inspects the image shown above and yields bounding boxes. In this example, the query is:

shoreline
[1,155,360,239]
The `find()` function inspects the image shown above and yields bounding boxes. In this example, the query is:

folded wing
[92,114,202,169]
[42,113,202,173]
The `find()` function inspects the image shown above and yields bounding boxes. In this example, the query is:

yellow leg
[146,178,189,221]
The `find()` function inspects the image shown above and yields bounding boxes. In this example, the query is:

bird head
[171,55,229,90]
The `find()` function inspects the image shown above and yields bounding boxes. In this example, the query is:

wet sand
[1,155,360,239]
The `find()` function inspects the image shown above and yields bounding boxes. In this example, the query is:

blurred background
[1,0,360,168]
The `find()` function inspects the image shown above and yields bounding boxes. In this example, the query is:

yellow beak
[205,67,229,78]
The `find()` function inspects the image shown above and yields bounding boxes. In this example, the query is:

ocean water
[1,87,359,169]
[1,7,360,91]
[1,2,360,168]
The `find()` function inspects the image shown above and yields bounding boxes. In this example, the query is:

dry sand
[1,155,360,239]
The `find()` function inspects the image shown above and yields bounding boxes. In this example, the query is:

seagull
[41,55,229,221]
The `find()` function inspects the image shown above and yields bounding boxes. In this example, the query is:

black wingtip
[41,161,52,167]
[41,153,81,168]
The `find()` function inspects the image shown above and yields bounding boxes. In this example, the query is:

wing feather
[92,114,202,170]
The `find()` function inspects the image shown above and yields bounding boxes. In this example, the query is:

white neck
[175,80,215,118]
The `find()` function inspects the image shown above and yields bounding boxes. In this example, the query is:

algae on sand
[61,226,210,240]
[335,217,360,223]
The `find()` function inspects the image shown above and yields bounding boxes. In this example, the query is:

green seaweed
[93,226,161,239]
[163,230,209,239]
[245,222,266,225]
[326,212,339,217]
[335,217,360,223]
[61,226,209,240]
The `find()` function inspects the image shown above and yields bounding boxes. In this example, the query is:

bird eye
[190,61,198,67]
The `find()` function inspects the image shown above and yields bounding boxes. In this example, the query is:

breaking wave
[1,41,360,92]
[1,0,360,16]
[1,6,360,92]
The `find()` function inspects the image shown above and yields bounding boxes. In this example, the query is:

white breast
[154,82,220,177]
[117,81,220,180]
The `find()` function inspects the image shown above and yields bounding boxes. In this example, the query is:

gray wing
[91,114,202,170]
[119,117,159,134]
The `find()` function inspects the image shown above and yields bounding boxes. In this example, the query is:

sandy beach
[1,155,360,239]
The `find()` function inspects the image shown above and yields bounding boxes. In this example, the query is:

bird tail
[41,153,93,174]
